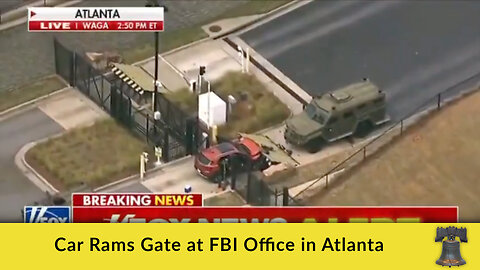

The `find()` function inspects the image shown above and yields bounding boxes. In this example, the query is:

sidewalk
[37,88,108,130]
[141,156,220,196]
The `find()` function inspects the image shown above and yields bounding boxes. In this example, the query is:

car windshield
[237,144,251,155]
[305,103,328,124]
[198,153,211,165]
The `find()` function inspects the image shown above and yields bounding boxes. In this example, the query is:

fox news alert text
[28,7,164,32]
[71,206,458,223]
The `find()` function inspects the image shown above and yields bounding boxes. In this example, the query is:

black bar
[163,128,170,162]
[246,170,252,204]
[154,31,159,112]
[282,187,289,206]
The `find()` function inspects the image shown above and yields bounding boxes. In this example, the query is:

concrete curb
[133,0,302,67]
[95,155,193,192]
[211,0,309,40]
[15,136,63,195]
[17,130,193,194]
[132,37,212,67]
[0,87,69,121]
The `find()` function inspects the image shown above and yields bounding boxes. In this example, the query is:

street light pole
[154,30,159,112]
[146,0,163,114]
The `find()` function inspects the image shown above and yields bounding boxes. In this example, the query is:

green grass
[26,119,150,190]
[165,72,291,139]
[122,26,208,64]
[0,76,66,112]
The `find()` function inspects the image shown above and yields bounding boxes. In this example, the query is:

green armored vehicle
[284,80,390,153]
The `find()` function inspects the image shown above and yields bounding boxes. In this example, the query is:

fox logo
[24,206,71,223]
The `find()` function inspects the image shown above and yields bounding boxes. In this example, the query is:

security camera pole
[140,152,149,180]
[237,46,245,73]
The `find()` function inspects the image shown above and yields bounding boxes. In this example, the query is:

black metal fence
[53,38,295,205]
[53,38,199,162]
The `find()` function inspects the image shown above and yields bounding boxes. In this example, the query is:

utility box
[198,92,226,127]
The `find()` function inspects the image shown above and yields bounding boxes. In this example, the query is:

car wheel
[306,138,324,153]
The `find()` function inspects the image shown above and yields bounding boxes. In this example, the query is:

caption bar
[72,205,458,223]
[28,7,164,32]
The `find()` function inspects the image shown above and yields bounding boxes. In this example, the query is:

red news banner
[28,7,164,32]
[72,194,458,223]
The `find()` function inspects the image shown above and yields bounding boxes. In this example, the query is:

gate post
[185,117,194,155]
[282,187,289,206]
[162,127,170,163]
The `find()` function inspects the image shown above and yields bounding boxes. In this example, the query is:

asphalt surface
[0,0,30,12]
[0,0,246,91]
[0,108,63,222]
[241,1,480,120]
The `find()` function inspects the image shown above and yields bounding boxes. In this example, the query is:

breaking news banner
[28,7,164,32]
[21,193,459,223]
[0,223,478,269]
[72,206,458,223]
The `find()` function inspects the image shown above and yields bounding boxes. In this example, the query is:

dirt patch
[306,89,480,222]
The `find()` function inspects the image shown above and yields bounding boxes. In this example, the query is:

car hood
[285,112,322,136]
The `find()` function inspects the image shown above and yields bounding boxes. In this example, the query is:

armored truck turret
[284,80,389,153]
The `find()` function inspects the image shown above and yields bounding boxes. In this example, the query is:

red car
[194,136,263,182]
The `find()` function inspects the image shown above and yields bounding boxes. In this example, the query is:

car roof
[237,137,261,154]
[201,142,238,161]
[313,81,383,112]
[216,142,237,153]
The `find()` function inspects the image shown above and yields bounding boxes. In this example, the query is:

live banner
[0,223,477,269]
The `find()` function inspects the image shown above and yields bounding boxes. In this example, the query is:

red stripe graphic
[28,20,164,32]
[72,206,458,223]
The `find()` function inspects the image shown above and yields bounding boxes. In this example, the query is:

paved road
[0,108,63,222]
[0,0,246,91]
[241,1,480,120]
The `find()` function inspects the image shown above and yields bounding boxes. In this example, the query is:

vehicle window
[304,103,316,118]
[313,114,325,124]
[344,112,354,118]
[374,97,383,104]
[198,153,211,165]
[237,144,251,155]
[305,103,329,124]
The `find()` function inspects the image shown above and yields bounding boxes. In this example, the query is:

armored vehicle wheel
[354,121,374,138]
[306,138,324,153]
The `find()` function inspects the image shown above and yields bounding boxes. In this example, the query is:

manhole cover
[209,25,222,33]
